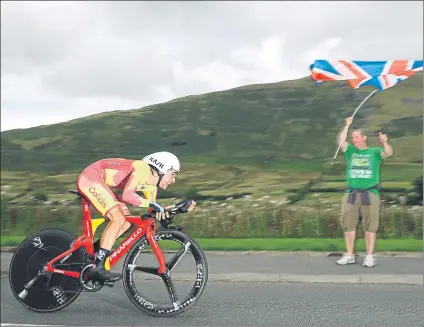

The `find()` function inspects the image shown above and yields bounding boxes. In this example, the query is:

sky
[1,1,423,131]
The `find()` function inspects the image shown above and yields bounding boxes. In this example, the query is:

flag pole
[331,88,379,165]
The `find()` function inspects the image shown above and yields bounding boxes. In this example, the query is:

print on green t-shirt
[344,143,383,193]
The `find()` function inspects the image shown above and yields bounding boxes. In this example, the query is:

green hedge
[1,201,422,240]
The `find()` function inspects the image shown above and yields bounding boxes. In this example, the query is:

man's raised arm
[338,117,352,152]
[379,132,394,159]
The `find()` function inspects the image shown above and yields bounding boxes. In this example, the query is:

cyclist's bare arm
[338,117,352,152]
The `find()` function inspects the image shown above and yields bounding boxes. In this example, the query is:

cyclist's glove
[148,202,168,221]
[149,202,165,213]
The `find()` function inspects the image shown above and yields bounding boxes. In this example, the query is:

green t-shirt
[344,143,383,194]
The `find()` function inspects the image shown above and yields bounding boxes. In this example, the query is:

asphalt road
[1,276,423,327]
[2,251,423,280]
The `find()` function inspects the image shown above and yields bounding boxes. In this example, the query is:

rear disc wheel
[9,228,86,312]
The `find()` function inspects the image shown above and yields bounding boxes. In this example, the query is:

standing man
[336,117,393,267]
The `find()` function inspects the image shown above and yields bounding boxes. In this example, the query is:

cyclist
[75,151,196,283]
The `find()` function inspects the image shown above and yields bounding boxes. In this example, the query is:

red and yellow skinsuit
[76,158,157,217]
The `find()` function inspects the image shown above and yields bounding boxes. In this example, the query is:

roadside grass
[1,236,422,252]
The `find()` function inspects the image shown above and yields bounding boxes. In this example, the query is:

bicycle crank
[78,264,116,291]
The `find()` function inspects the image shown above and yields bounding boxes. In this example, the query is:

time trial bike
[8,190,208,317]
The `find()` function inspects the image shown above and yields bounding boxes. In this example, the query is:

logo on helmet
[148,157,164,170]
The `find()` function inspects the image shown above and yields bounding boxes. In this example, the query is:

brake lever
[159,218,169,229]
[159,210,175,229]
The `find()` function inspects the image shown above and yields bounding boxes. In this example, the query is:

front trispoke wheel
[123,230,208,316]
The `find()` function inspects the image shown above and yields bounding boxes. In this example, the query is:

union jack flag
[309,60,423,91]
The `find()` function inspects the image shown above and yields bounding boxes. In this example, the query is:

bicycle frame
[44,196,168,279]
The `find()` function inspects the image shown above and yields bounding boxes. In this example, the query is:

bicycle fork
[145,228,167,274]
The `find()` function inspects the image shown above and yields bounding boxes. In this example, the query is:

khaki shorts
[340,191,380,233]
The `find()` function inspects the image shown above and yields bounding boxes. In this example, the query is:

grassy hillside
[1,73,422,241]
[1,72,422,205]
[1,72,422,176]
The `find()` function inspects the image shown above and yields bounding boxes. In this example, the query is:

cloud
[1,1,423,131]
[173,35,295,92]
[300,38,345,67]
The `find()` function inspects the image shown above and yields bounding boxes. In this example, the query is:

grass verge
[1,236,422,252]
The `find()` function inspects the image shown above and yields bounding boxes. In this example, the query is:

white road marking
[1,324,65,327]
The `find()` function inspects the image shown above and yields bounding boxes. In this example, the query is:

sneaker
[336,253,356,265]
[87,266,122,283]
[362,254,375,267]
